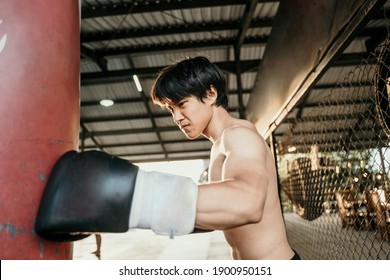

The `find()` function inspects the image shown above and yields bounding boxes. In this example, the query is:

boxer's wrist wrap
[129,169,198,236]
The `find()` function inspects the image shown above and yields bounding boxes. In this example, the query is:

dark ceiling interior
[79,0,390,163]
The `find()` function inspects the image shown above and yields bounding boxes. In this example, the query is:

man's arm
[35,150,198,241]
[195,126,271,230]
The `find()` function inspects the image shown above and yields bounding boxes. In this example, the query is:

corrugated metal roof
[79,0,390,162]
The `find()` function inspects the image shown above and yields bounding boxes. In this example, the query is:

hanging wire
[103,0,137,51]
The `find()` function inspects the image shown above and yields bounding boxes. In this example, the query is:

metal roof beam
[81,0,278,19]
[82,20,240,43]
[81,59,262,86]
[90,36,267,58]
[80,45,108,72]
[233,1,258,119]
[81,18,273,43]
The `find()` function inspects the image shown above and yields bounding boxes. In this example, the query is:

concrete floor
[73,212,390,260]
[73,229,232,260]
[284,212,390,260]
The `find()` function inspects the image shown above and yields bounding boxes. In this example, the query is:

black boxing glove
[35,150,198,242]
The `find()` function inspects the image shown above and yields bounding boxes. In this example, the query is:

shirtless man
[35,56,299,260]
[150,56,298,260]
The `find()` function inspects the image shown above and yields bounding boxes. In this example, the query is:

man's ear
[206,85,218,104]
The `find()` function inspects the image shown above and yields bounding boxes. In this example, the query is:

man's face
[166,95,214,139]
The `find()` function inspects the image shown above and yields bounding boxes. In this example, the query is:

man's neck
[202,108,234,143]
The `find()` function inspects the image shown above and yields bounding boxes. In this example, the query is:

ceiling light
[133,74,142,92]
[100,99,114,107]
[287,146,296,152]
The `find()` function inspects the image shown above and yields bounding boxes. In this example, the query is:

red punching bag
[0,1,80,259]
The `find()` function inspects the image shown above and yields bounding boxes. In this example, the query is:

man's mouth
[180,124,190,131]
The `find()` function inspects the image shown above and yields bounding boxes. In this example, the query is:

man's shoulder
[222,120,259,137]
[218,121,265,153]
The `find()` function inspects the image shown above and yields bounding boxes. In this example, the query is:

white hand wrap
[128,170,198,236]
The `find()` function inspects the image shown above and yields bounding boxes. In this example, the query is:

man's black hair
[150,56,228,110]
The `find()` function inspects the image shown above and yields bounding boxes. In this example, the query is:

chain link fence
[277,36,390,259]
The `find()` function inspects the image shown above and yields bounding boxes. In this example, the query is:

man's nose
[173,110,184,124]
